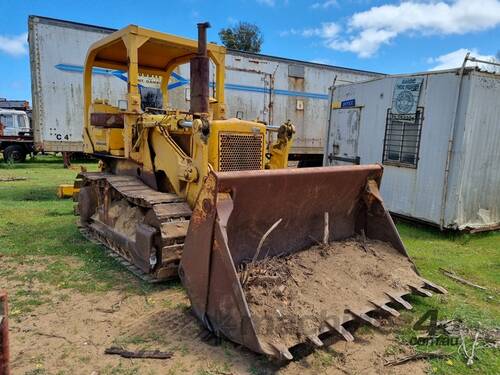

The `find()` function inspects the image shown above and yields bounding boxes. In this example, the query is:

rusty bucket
[180,165,445,359]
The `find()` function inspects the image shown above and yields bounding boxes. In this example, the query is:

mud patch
[242,238,423,349]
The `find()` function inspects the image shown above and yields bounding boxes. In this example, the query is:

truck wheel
[3,145,27,163]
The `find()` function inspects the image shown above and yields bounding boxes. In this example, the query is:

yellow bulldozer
[75,23,446,360]
[77,22,295,280]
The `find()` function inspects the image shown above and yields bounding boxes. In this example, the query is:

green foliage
[218,22,263,52]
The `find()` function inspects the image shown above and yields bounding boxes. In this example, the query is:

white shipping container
[29,18,125,151]
[29,15,381,158]
[324,68,500,231]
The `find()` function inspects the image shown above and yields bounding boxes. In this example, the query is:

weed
[78,355,91,364]
[175,302,190,311]
[162,298,174,309]
[176,343,189,356]
[311,349,341,368]
[113,335,149,346]
[384,343,404,356]
[101,363,140,375]
[248,366,265,375]
[197,361,233,375]
[165,362,188,375]
[355,324,373,336]
[24,369,47,375]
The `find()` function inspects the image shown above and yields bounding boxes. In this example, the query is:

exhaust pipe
[190,22,210,114]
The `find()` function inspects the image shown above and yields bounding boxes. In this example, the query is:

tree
[218,22,263,53]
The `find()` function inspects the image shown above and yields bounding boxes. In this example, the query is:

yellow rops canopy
[83,24,226,113]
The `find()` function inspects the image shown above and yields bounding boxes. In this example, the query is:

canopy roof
[86,24,225,76]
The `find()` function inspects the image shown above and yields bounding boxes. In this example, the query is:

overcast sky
[1,0,499,101]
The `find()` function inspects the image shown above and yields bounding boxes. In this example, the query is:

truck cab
[0,109,34,162]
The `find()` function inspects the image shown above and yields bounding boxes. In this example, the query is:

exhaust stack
[190,22,210,114]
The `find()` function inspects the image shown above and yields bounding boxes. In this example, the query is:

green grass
[0,156,499,374]
[0,155,163,317]
[395,222,500,374]
[399,223,499,327]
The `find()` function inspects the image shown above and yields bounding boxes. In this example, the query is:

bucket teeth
[347,309,381,328]
[409,284,433,297]
[420,278,448,294]
[270,343,293,361]
[385,292,413,310]
[370,300,400,317]
[307,335,324,347]
[325,319,354,342]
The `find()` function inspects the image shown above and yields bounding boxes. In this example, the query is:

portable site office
[325,67,500,231]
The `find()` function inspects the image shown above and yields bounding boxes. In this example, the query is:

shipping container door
[224,68,271,123]
[327,108,361,165]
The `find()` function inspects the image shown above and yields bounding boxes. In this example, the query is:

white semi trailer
[28,15,382,165]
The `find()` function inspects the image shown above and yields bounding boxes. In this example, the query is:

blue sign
[341,99,356,108]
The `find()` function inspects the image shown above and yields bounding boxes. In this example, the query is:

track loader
[76,23,295,281]
[76,23,446,360]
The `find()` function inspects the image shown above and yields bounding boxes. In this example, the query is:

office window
[382,107,423,168]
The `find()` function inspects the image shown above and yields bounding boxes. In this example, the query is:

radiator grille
[219,133,263,171]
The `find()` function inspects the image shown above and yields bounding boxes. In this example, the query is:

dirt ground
[1,253,430,375]
[242,238,423,349]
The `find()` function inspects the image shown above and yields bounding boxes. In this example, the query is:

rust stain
[0,291,9,375]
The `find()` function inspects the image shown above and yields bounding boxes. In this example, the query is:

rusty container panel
[180,165,443,359]
[0,291,9,375]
